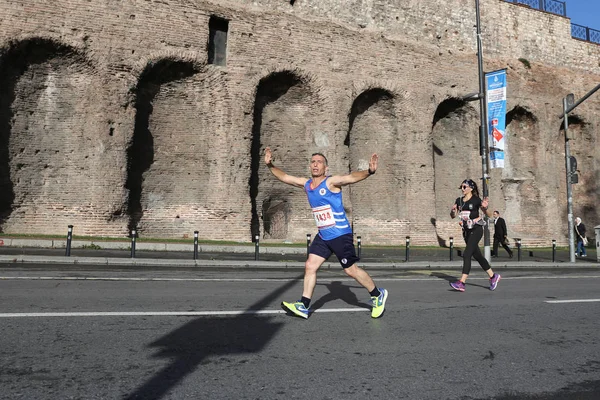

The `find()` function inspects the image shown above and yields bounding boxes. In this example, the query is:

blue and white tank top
[305,178,352,240]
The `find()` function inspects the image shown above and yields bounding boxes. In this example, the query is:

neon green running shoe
[371,288,388,318]
[281,301,309,319]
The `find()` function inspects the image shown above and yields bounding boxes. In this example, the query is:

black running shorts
[309,233,359,268]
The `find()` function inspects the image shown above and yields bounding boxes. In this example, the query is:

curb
[0,255,597,270]
[0,237,304,254]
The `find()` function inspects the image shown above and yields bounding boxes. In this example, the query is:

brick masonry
[0,0,598,246]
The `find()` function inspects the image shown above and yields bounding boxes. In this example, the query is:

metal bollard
[306,234,311,260]
[449,237,454,261]
[130,229,136,258]
[254,234,259,261]
[516,238,522,261]
[65,225,73,257]
[405,236,410,262]
[357,235,362,258]
[552,239,556,262]
[193,231,199,260]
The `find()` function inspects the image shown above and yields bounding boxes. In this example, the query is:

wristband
[267,162,274,168]
[368,168,375,175]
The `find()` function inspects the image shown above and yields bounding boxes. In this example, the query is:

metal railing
[504,0,599,45]
[503,0,566,16]
[571,23,600,45]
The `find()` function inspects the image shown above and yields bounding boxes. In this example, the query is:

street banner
[486,69,507,168]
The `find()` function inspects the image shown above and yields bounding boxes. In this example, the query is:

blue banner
[486,69,507,169]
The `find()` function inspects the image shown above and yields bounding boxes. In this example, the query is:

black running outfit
[455,196,492,275]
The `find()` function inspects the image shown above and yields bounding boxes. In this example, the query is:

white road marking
[0,308,368,318]
[1,275,600,282]
[545,299,600,304]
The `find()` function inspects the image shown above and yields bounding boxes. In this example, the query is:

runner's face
[310,155,327,177]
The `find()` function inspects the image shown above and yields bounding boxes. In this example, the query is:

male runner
[264,147,388,319]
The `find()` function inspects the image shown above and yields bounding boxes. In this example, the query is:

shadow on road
[430,271,489,290]
[310,281,371,311]
[429,272,455,282]
[123,274,303,400]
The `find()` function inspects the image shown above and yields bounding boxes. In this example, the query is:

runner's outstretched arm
[328,153,378,187]
[264,147,308,188]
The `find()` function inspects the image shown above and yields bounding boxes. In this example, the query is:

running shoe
[281,301,309,319]
[371,288,388,318]
[489,274,501,291]
[449,281,465,292]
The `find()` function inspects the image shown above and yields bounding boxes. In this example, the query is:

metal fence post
[516,238,522,261]
[357,235,361,258]
[65,225,73,257]
[130,229,136,258]
[405,236,410,262]
[586,26,590,41]
[193,231,199,260]
[552,239,556,262]
[254,234,259,261]
[449,237,454,261]
[306,234,311,260]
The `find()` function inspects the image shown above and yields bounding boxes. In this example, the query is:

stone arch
[431,97,479,242]
[125,57,202,234]
[502,105,549,242]
[250,69,322,241]
[564,115,599,227]
[0,37,103,234]
[126,51,202,92]
[345,88,402,239]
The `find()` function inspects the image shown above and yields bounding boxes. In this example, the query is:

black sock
[369,287,381,297]
[301,296,311,308]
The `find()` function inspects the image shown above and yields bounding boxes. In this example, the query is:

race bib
[459,211,471,221]
[312,205,335,229]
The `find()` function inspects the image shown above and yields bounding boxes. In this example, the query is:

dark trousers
[492,236,513,257]
[462,225,492,275]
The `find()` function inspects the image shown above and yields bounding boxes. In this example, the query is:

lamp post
[475,0,491,260]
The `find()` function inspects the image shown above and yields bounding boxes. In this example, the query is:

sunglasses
[460,185,471,190]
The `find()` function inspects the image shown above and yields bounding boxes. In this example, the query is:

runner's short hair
[311,152,328,165]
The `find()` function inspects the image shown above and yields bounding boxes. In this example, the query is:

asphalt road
[0,263,599,399]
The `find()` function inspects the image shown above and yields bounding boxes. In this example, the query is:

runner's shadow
[430,272,488,289]
[430,272,455,282]
[310,281,370,310]
[123,273,303,400]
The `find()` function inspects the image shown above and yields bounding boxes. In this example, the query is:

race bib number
[459,211,471,221]
[312,205,335,229]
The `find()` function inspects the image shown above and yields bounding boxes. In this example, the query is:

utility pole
[475,0,491,260]
[563,96,575,263]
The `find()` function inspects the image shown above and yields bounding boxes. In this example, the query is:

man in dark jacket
[492,210,513,258]
[574,217,587,257]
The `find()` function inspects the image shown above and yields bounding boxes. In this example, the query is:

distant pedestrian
[449,179,501,292]
[492,210,513,258]
[574,217,587,257]
[264,147,388,319]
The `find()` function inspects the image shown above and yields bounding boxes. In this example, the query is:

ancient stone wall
[0,0,598,245]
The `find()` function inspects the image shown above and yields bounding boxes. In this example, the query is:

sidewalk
[0,237,597,269]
